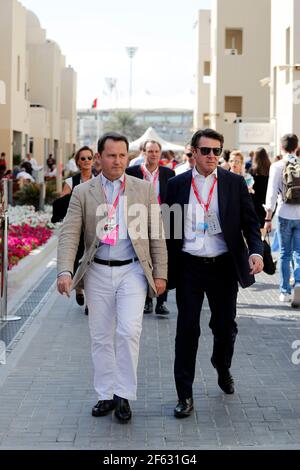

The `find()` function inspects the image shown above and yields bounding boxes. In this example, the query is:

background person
[229,150,254,193]
[264,133,300,306]
[126,139,175,316]
[175,143,196,175]
[61,146,95,313]
[250,147,271,228]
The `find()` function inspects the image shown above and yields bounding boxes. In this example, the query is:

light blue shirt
[95,173,137,261]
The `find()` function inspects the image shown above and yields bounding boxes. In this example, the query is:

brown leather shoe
[92,399,115,417]
[174,398,194,418]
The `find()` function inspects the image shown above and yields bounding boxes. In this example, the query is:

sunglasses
[196,147,223,157]
[80,156,93,161]
[185,152,193,158]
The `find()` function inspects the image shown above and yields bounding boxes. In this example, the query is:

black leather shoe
[144,300,153,314]
[155,303,170,315]
[92,399,115,417]
[217,369,235,394]
[211,358,235,394]
[174,398,194,418]
[114,395,132,422]
[76,293,85,306]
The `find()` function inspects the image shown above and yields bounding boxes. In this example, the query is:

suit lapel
[89,177,105,205]
[180,170,193,206]
[159,168,167,204]
[217,167,230,227]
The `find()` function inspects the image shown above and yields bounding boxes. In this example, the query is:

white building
[0,0,77,177]
[0,0,30,167]
[194,9,211,130]
[270,0,300,153]
[195,0,272,151]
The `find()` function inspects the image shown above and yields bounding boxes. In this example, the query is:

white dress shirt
[141,163,160,199]
[265,154,300,220]
[95,173,136,261]
[183,167,228,257]
[175,161,192,175]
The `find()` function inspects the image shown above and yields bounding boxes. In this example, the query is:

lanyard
[141,165,161,205]
[102,177,126,220]
[191,175,217,213]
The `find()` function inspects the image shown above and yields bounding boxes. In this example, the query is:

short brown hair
[75,146,94,166]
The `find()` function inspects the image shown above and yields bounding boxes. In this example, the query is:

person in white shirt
[16,161,35,182]
[175,144,196,175]
[24,153,39,171]
[264,133,300,306]
[166,128,263,418]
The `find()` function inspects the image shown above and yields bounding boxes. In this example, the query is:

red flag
[92,98,98,109]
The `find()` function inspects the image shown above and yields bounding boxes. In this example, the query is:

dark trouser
[174,252,238,399]
[146,291,168,306]
[73,232,85,275]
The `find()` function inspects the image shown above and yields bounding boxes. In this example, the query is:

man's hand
[154,278,167,296]
[57,275,72,297]
[249,255,264,275]
[264,221,272,233]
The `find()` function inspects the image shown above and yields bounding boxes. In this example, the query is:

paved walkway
[0,268,300,450]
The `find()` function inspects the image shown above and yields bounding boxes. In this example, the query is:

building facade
[195,0,272,152]
[194,9,211,131]
[0,0,77,177]
[270,0,300,153]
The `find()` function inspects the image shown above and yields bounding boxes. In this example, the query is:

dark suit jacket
[165,167,264,289]
[126,165,175,204]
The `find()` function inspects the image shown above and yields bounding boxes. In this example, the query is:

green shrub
[14,182,58,210]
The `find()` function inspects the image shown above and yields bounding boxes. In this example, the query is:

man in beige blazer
[57,132,167,423]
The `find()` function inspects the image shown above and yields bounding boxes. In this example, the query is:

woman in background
[229,150,254,193]
[250,147,271,228]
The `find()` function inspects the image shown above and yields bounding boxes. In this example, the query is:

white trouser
[84,260,147,401]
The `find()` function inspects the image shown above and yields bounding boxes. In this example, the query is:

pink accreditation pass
[101,222,119,246]
[100,177,125,246]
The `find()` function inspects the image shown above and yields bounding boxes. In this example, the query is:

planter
[8,234,58,287]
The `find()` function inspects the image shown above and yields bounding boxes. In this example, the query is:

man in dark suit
[126,139,175,315]
[165,128,264,418]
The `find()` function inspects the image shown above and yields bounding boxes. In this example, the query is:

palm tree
[104,112,146,141]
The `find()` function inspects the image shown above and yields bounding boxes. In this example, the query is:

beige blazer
[57,174,168,297]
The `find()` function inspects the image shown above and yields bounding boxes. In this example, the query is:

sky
[21,0,212,110]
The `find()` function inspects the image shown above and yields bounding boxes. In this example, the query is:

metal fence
[0,179,20,324]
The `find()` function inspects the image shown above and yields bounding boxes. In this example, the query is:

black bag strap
[72,173,81,191]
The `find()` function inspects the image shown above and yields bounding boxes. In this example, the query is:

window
[225,96,243,117]
[225,29,243,55]
[203,113,210,127]
[204,61,211,76]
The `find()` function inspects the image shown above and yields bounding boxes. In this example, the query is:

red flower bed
[7,224,53,269]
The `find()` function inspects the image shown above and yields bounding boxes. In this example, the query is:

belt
[93,257,138,267]
[182,252,230,264]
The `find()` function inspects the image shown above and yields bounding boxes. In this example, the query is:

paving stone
[1,269,300,449]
